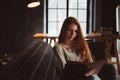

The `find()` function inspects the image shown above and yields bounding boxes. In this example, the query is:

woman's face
[65,24,78,42]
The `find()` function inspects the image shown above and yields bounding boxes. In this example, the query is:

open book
[64,59,106,75]
[87,59,106,74]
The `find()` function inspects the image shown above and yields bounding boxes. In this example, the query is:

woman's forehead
[67,24,78,28]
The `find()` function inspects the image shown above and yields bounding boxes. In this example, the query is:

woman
[53,17,101,80]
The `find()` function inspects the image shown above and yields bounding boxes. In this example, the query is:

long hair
[58,17,92,63]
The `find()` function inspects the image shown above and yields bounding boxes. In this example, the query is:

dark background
[0,0,44,54]
[0,0,120,54]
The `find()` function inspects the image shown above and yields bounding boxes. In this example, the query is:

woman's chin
[69,38,74,41]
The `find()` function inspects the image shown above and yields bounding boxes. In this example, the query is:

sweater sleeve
[53,45,67,68]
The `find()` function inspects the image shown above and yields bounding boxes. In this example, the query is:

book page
[87,59,106,74]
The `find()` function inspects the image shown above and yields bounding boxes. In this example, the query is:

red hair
[59,16,92,63]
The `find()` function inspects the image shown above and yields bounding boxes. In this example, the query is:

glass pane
[58,9,66,21]
[48,0,87,37]
[57,22,63,35]
[48,22,58,36]
[69,0,77,8]
[48,0,57,8]
[116,5,120,32]
[58,0,66,8]
[69,10,77,18]
[78,10,86,22]
[116,5,120,54]
[48,9,57,21]
[78,0,87,8]
[80,22,86,36]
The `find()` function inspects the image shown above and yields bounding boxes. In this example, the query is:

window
[47,0,87,36]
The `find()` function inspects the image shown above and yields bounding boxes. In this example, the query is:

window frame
[45,0,93,35]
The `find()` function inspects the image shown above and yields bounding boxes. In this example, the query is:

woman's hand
[84,67,97,77]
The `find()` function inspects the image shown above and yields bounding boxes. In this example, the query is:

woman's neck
[64,40,71,45]
[62,41,73,49]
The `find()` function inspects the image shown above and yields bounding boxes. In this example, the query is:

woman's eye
[67,29,77,33]
[67,29,72,31]
[75,30,77,33]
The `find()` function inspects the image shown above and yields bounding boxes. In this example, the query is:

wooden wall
[96,0,120,32]
[0,0,44,54]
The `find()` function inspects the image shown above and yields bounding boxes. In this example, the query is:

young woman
[53,17,101,80]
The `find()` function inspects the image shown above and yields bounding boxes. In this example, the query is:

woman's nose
[71,30,75,35]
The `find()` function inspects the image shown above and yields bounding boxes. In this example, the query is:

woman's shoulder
[53,44,65,54]
[54,43,63,49]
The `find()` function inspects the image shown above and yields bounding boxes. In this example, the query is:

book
[87,59,106,74]
[64,59,106,75]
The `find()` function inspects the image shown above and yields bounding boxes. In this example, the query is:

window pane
[78,10,87,22]
[58,0,66,8]
[58,9,66,21]
[69,10,77,18]
[48,22,58,35]
[48,0,87,37]
[69,0,77,8]
[48,0,57,8]
[80,22,87,36]
[57,22,63,35]
[78,0,87,8]
[48,9,57,21]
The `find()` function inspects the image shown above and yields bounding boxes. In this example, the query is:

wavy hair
[58,16,92,63]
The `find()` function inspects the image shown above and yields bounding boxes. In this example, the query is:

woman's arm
[53,45,67,68]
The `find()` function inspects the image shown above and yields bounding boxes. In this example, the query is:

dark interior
[0,0,120,58]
